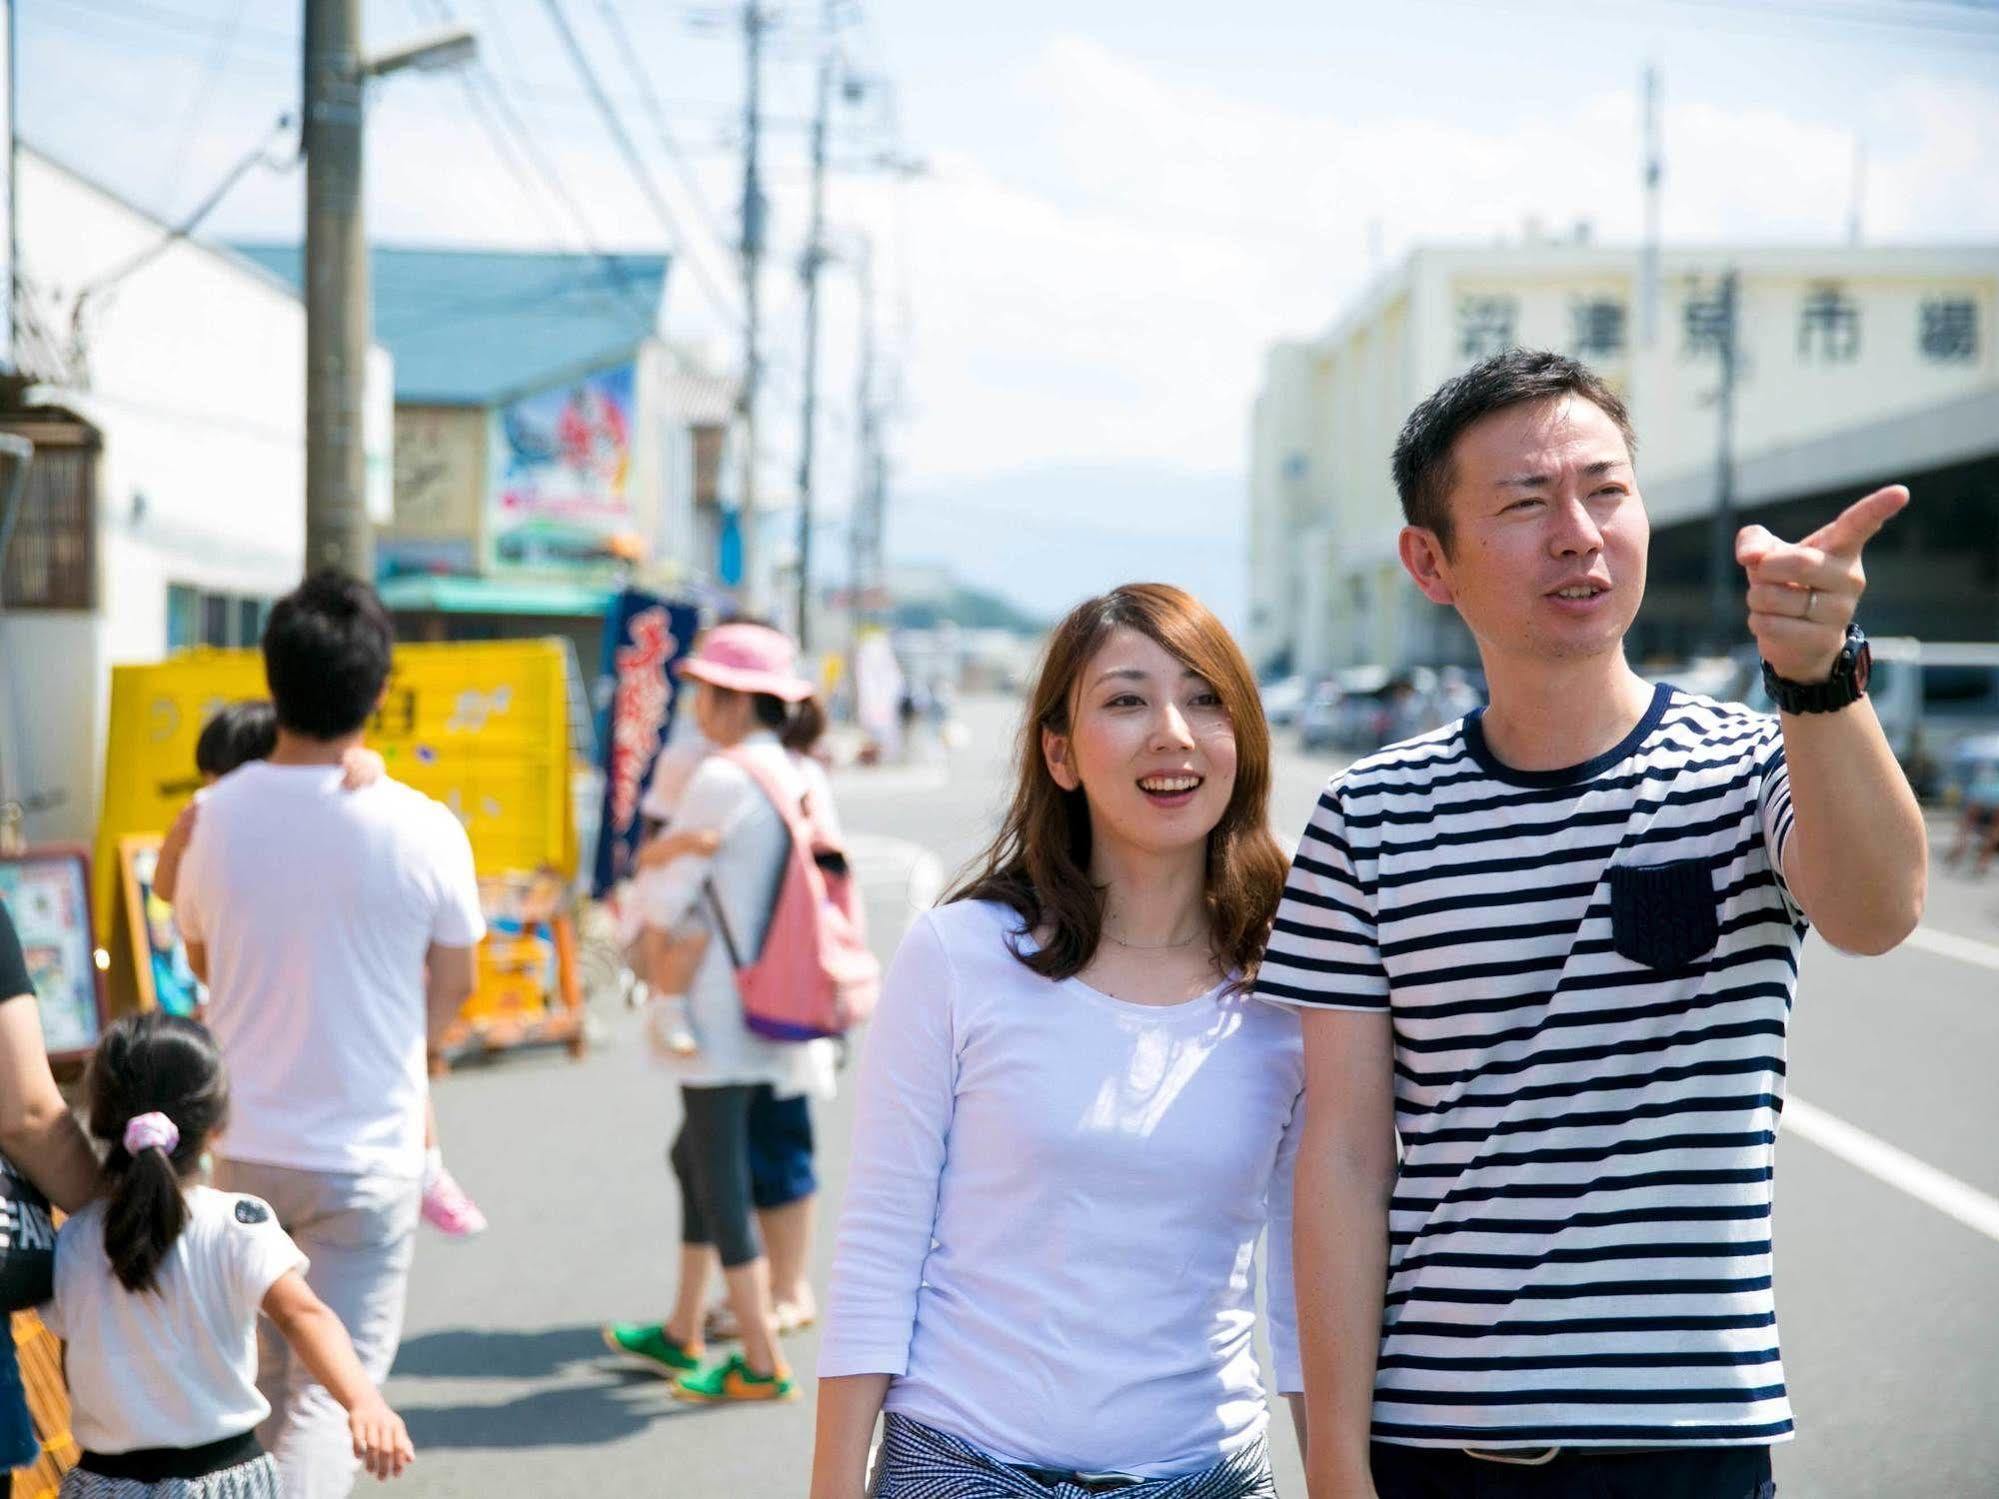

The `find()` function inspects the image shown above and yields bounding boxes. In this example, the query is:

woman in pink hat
[602,622,831,1405]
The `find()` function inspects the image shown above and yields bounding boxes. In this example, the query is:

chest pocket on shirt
[1608,858,1719,972]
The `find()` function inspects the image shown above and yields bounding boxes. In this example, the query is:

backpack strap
[717,744,815,842]
[705,746,818,972]
[702,877,744,969]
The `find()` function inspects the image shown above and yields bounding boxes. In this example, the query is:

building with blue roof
[231,243,738,655]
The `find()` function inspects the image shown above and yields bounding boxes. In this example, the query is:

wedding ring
[1804,588,1819,619]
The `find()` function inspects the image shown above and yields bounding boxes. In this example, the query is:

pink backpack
[705,747,881,1041]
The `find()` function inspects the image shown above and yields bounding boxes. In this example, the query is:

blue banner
[593,588,699,897]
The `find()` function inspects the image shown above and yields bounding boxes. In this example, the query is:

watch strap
[1762,623,1867,714]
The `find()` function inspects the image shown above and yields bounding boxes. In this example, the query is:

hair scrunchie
[122,1112,181,1157]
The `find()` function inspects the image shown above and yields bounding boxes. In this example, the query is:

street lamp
[303,8,477,581]
[361,26,478,80]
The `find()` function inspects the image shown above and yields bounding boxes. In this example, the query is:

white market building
[1249,241,1999,679]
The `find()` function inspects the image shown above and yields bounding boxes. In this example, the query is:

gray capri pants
[669,1082,762,1268]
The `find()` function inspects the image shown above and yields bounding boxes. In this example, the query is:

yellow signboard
[95,642,575,938]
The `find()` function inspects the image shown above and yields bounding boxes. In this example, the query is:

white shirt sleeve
[1753,726,1805,926]
[222,1195,309,1322]
[1264,1080,1306,1395]
[818,912,957,1378]
[427,804,486,948]
[1255,782,1390,1013]
[38,1215,81,1336]
[637,757,750,931]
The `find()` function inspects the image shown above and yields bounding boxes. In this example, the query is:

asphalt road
[387,697,1999,1496]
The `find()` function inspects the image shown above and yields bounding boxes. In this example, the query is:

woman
[0,897,102,1497]
[602,621,834,1404]
[636,676,840,1338]
[813,583,1304,1498]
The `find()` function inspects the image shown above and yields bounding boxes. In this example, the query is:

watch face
[1852,639,1872,695]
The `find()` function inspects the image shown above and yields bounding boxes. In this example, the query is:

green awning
[376,574,618,618]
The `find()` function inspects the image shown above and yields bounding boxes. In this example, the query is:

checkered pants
[870,1413,1279,1498]
[58,1454,282,1499]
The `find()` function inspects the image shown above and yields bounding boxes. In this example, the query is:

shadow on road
[395,1378,705,1451]
[391,1325,744,1450]
[393,1324,608,1380]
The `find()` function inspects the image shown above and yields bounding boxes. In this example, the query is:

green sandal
[602,1321,703,1376]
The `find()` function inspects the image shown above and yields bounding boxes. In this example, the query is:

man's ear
[1399,526,1456,606]
[1042,726,1080,792]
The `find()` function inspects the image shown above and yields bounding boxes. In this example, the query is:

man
[1258,350,1925,1499]
[176,571,483,1498]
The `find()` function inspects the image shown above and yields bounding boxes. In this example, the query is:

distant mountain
[893,581,1048,634]
[888,463,1247,634]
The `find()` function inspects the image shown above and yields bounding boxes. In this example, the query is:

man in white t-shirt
[176,570,483,1499]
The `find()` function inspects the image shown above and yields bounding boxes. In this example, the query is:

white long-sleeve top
[635,730,833,1097]
[819,899,1304,1480]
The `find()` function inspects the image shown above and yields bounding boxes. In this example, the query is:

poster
[0,849,104,1060]
[119,836,201,1018]
[97,641,576,934]
[592,588,698,897]
[490,363,636,571]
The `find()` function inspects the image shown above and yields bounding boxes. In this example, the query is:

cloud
[23,17,1992,525]
[866,35,1996,488]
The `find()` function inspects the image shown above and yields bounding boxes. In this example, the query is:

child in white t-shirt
[39,1012,413,1496]
[628,733,721,1059]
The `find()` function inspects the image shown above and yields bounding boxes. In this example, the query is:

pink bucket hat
[679,622,815,701]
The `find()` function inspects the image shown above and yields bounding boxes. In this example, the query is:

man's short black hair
[194,701,278,778]
[261,570,394,739]
[1391,349,1637,552]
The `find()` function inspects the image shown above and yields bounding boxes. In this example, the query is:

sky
[18,0,1999,628]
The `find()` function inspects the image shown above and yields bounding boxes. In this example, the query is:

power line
[73,111,297,308]
[400,0,574,252]
[35,0,293,54]
[591,0,742,272]
[534,0,746,329]
[163,0,252,212]
[1653,0,1999,41]
[410,0,661,327]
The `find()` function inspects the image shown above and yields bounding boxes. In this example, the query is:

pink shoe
[421,1167,489,1238]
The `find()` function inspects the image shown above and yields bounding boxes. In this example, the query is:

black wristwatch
[1762,623,1871,714]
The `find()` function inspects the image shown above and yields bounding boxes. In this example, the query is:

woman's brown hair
[947,582,1289,988]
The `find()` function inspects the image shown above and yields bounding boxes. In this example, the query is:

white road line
[844,833,946,915]
[831,765,950,795]
[1784,1095,1999,1246]
[1901,924,1999,972]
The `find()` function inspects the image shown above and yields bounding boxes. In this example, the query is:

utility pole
[4,0,17,376]
[1639,63,1663,349]
[303,0,371,579]
[792,0,836,651]
[735,3,768,612]
[1706,269,1740,653]
[1847,137,1866,246]
[846,237,877,633]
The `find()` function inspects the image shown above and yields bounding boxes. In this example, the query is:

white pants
[214,1159,420,1499]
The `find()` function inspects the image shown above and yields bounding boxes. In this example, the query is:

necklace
[1102,925,1208,951]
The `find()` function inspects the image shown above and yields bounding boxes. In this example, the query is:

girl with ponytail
[38,1012,414,1496]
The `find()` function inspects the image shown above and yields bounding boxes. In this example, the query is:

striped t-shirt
[1257,684,1805,1449]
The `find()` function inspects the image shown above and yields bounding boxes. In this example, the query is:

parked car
[1298,678,1345,752]
[1299,666,1445,754]
[1945,733,1999,807]
[1640,656,1755,701]
[1259,675,1310,729]
[1738,638,1999,799]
